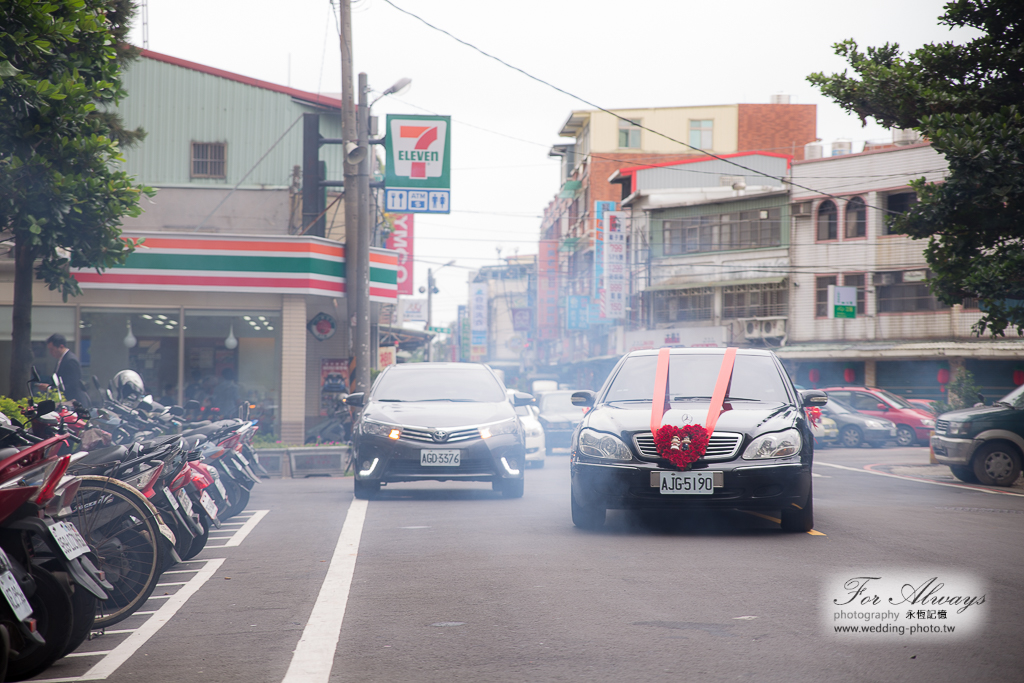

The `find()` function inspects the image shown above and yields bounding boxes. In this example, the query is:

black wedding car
[346,363,530,499]
[569,348,826,532]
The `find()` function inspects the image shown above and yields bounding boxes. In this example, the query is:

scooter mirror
[184,399,201,411]
[168,405,185,417]
[36,400,56,415]
[92,375,101,390]
[30,366,42,383]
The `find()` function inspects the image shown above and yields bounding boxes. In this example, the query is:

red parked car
[820,387,936,447]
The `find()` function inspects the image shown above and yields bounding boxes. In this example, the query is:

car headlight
[920,418,935,428]
[362,420,398,437]
[742,429,802,460]
[528,427,543,437]
[578,428,632,460]
[948,421,972,436]
[864,420,885,429]
[480,418,519,439]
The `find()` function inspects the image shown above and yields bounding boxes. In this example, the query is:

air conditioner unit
[741,317,788,340]
[792,202,812,217]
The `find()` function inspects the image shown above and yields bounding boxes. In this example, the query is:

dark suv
[931,383,1024,487]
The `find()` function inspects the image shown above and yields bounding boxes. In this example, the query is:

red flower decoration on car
[654,424,710,470]
[805,406,822,428]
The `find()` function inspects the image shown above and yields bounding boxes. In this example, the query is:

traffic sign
[427,326,451,334]
[385,115,451,214]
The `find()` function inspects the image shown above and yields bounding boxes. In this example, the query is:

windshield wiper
[415,398,477,402]
[994,400,1016,409]
[377,399,405,402]
[671,396,761,402]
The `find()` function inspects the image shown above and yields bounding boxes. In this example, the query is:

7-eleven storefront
[1,232,397,443]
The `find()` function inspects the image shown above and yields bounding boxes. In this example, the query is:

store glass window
[0,306,77,395]
[183,310,281,433]
[79,309,181,406]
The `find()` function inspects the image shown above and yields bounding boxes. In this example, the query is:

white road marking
[63,651,112,658]
[816,461,1024,497]
[33,558,225,682]
[281,498,368,683]
[156,582,188,587]
[205,509,270,548]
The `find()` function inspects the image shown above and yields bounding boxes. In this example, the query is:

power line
[380,0,926,216]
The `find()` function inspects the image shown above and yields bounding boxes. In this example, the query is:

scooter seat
[71,445,129,469]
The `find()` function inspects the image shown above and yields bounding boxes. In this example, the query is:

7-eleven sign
[385,114,451,214]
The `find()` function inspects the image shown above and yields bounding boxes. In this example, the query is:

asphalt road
[31,446,1024,683]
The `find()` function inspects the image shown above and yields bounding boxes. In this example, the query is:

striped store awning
[71,233,398,302]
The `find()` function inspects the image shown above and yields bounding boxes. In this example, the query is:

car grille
[934,420,949,435]
[399,426,481,444]
[633,431,743,462]
[385,456,495,475]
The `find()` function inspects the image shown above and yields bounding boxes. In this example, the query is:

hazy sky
[129,0,975,326]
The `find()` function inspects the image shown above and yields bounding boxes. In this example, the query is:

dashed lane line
[817,461,1024,497]
[281,498,368,683]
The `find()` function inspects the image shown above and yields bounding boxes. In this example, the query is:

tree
[808,0,1024,336]
[0,0,151,397]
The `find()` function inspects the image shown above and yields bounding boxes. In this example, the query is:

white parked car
[516,404,546,468]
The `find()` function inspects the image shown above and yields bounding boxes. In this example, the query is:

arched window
[817,200,837,241]
[845,197,866,238]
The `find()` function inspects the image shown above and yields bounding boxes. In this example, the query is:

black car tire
[570,492,605,530]
[949,465,978,483]
[353,478,380,499]
[895,426,916,448]
[971,443,1023,487]
[499,478,525,498]
[839,425,863,448]
[780,487,814,533]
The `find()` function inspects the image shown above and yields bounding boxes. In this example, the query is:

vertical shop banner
[320,358,351,416]
[604,212,628,319]
[593,201,618,322]
[386,214,415,296]
[566,295,590,330]
[538,239,560,340]
[469,281,488,361]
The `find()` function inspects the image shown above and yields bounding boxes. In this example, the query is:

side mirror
[169,405,185,417]
[512,391,534,407]
[345,392,365,407]
[184,399,201,411]
[976,392,985,406]
[571,390,596,408]
[30,366,42,383]
[799,390,828,406]
[92,375,101,390]
[138,395,155,412]
[876,403,889,411]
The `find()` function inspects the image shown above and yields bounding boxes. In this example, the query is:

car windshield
[997,383,1024,409]
[603,354,790,404]
[539,392,577,413]
[514,405,532,417]
[371,366,506,403]
[875,388,916,409]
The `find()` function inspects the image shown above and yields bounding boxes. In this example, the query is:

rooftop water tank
[831,140,853,156]
[770,94,791,105]
[804,142,823,160]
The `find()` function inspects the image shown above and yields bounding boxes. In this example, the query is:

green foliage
[807,0,1024,336]
[0,387,62,425]
[931,367,983,413]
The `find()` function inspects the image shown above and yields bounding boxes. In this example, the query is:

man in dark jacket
[46,333,91,407]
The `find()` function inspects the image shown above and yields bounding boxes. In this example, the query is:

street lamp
[422,259,455,362]
[353,74,412,394]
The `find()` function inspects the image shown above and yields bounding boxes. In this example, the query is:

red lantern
[937,368,951,385]
[808,369,820,384]
[1014,370,1024,386]
[843,368,856,384]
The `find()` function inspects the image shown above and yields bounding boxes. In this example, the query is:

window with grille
[817,200,837,241]
[662,209,781,256]
[845,197,866,238]
[618,119,641,149]
[815,275,837,317]
[652,287,714,323]
[874,270,948,312]
[722,281,788,319]
[191,142,226,179]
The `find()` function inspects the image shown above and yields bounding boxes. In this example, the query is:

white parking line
[816,461,1024,497]
[33,558,225,682]
[63,651,112,658]
[281,498,367,683]
[205,509,269,548]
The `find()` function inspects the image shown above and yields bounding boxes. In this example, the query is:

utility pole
[355,73,371,393]
[339,0,370,394]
